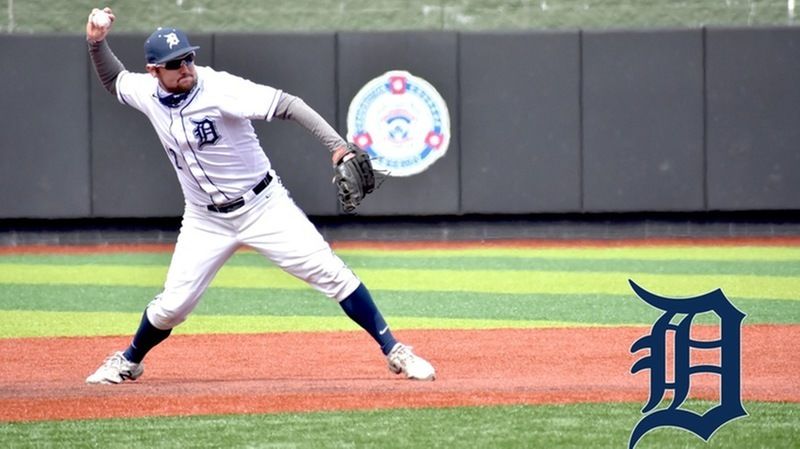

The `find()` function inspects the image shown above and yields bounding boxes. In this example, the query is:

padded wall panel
[337,32,459,215]
[706,27,800,210]
[214,33,339,215]
[0,36,91,218]
[582,30,705,212]
[460,32,581,213]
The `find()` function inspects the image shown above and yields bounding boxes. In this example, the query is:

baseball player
[84,7,435,383]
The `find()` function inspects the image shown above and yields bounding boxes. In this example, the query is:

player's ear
[145,65,158,77]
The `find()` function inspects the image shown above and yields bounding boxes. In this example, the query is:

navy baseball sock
[339,283,398,355]
[123,310,172,364]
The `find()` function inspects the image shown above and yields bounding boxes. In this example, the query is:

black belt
[207,173,272,213]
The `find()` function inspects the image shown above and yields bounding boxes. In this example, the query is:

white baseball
[91,11,111,28]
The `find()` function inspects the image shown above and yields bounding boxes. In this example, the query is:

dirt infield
[2,235,800,255]
[0,325,796,422]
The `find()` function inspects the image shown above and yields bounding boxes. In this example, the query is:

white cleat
[387,343,436,381]
[85,351,144,385]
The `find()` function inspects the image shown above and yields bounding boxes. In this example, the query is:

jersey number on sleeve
[168,148,183,169]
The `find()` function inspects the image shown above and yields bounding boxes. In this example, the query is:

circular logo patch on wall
[347,70,450,177]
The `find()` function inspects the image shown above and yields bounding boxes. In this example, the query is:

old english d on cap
[144,27,200,64]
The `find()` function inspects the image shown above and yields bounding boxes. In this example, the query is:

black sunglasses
[161,52,195,70]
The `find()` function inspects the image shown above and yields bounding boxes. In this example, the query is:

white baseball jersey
[115,66,282,206]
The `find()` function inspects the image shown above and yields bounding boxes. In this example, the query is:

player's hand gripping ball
[334,143,375,213]
[91,10,111,28]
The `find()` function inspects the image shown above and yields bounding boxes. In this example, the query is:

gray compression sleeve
[87,39,125,96]
[273,93,346,152]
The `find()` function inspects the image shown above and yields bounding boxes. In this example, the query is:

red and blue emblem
[347,70,450,177]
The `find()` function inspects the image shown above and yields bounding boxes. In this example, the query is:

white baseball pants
[146,176,361,330]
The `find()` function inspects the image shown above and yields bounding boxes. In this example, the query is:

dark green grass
[0,402,796,449]
[4,252,800,276]
[2,284,797,325]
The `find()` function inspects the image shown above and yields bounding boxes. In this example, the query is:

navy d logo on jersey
[191,117,221,149]
[347,70,450,177]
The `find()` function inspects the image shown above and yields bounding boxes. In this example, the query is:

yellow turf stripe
[0,310,595,338]
[337,246,800,261]
[0,264,797,301]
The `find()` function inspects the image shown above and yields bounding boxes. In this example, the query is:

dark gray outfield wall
[0,36,91,218]
[1,28,798,218]
[460,32,581,214]
[582,29,705,212]
[705,27,800,211]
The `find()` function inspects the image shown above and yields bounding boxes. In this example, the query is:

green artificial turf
[0,246,796,448]
[1,262,798,299]
[0,402,796,449]
[0,309,591,338]
[0,283,796,338]
[1,245,798,338]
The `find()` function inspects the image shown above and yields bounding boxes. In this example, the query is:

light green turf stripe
[0,310,594,338]
[336,245,800,261]
[6,252,800,277]
[1,263,798,301]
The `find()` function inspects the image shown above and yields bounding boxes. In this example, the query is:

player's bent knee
[146,303,188,330]
[330,274,362,302]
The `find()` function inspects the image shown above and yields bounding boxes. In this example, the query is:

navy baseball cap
[144,27,200,64]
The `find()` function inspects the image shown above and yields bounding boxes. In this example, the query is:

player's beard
[174,74,196,93]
